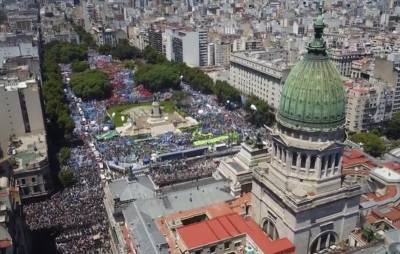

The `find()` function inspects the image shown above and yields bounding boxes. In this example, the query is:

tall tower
[251,14,361,254]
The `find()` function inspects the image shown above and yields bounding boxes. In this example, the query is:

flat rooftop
[11,132,47,171]
[110,176,234,254]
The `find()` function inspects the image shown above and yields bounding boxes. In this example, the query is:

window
[195,251,201,254]
[310,232,337,254]
[224,241,230,249]
[301,154,307,168]
[321,156,326,170]
[310,155,316,169]
[234,242,241,247]
[22,187,30,195]
[21,179,26,185]
[263,219,279,240]
[31,177,36,183]
[334,153,340,167]
[209,246,216,253]
[33,185,41,193]
[292,152,298,166]
[328,154,333,168]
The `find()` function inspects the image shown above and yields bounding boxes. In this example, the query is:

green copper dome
[277,14,345,132]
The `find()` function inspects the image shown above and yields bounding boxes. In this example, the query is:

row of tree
[41,42,78,141]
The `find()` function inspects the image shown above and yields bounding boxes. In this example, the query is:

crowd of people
[24,63,112,254]
[181,83,253,137]
[23,145,112,253]
[23,56,262,253]
[149,159,218,187]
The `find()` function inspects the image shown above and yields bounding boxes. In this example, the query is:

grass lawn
[107,100,178,127]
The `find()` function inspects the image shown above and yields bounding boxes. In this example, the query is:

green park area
[107,100,176,127]
[193,132,240,146]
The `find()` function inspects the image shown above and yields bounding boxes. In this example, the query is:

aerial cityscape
[1,0,400,253]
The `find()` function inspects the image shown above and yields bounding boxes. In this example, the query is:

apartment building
[345,79,394,132]
[328,48,372,77]
[229,49,290,110]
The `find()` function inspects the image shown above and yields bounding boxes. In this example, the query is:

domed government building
[251,13,362,254]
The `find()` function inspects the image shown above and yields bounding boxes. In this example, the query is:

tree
[135,64,180,92]
[143,46,167,64]
[41,42,76,142]
[72,23,96,48]
[214,80,241,104]
[98,44,112,55]
[350,132,386,157]
[361,225,375,243]
[387,112,400,140]
[70,70,110,100]
[58,167,76,187]
[245,96,275,127]
[57,147,71,165]
[71,60,89,72]
[123,60,136,70]
[111,40,142,60]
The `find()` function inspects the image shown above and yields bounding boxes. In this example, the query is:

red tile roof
[177,213,295,254]
[365,185,397,202]
[384,162,400,172]
[342,148,377,170]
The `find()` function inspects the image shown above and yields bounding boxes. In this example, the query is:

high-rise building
[251,16,361,254]
[165,28,208,67]
[198,29,208,67]
[148,26,163,53]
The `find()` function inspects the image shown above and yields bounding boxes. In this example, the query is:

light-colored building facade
[229,50,290,110]
[0,78,45,153]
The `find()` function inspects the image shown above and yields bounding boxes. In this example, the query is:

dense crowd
[23,57,261,253]
[24,63,112,254]
[24,145,112,254]
[181,83,253,137]
[149,159,217,186]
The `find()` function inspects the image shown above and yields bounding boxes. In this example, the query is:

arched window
[309,231,337,254]
[262,219,279,240]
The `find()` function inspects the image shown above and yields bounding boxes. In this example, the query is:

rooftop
[10,133,47,171]
[177,213,295,254]
[111,176,235,254]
